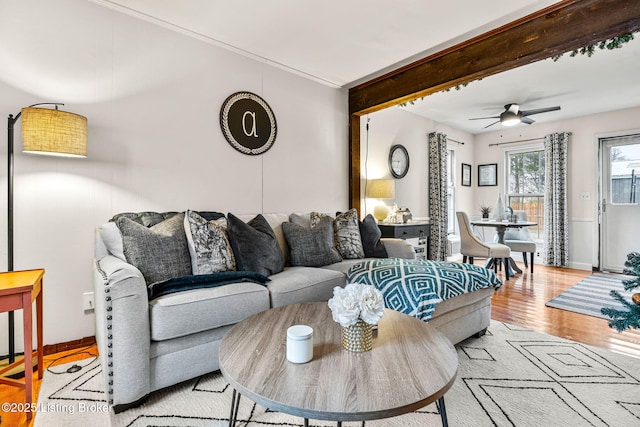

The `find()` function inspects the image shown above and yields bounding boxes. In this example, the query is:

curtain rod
[488,132,572,147]
[488,137,544,147]
[448,138,465,145]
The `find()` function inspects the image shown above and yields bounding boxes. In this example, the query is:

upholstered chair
[503,210,536,273]
[456,211,511,280]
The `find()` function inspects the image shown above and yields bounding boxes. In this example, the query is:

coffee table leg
[229,389,241,426]
[436,396,448,427]
[304,419,309,427]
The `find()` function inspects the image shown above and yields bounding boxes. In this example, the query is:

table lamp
[367,179,395,222]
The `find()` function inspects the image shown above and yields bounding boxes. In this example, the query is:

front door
[599,134,640,272]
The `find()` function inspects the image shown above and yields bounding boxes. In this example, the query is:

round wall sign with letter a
[220,92,277,155]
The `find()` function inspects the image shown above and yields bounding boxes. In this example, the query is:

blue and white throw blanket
[346,258,502,323]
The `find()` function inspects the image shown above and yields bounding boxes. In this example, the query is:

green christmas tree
[601,252,640,332]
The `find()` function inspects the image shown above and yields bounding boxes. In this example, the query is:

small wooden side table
[0,269,44,421]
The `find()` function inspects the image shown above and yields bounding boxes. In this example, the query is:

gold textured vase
[341,318,373,352]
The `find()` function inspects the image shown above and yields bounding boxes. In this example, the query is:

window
[447,148,455,234]
[506,148,544,240]
[608,141,640,204]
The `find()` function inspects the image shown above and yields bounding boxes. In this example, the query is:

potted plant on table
[480,205,492,220]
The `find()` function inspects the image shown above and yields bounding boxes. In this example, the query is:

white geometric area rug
[34,321,640,427]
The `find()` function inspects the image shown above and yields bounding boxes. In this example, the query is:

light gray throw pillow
[116,213,191,285]
[283,216,342,267]
[184,210,236,275]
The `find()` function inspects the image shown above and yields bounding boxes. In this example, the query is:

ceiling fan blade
[484,120,500,129]
[469,116,500,121]
[521,117,535,125]
[521,106,561,116]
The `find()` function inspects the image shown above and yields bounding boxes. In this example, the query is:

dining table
[470,218,537,276]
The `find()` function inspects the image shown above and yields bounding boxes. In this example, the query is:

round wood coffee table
[219,302,458,426]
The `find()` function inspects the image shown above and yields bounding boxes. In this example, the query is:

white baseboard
[568,261,593,271]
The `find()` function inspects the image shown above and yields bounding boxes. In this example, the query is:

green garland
[552,33,633,62]
[552,33,635,61]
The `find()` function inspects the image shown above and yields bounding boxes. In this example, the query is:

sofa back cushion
[116,213,192,285]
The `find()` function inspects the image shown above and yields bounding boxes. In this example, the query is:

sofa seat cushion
[149,282,270,341]
[268,266,346,308]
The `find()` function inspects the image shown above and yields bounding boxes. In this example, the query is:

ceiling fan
[469,103,561,128]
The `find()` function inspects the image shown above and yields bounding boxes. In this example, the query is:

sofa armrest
[381,238,417,259]
[94,255,151,408]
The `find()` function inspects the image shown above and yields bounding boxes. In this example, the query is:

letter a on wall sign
[220,92,277,155]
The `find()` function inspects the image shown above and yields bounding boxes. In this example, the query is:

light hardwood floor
[2,262,639,426]
[490,262,640,359]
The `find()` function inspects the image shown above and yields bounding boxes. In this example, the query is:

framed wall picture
[220,91,277,155]
[478,163,497,186]
[461,163,471,187]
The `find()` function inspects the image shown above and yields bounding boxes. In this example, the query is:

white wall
[471,106,640,270]
[0,0,348,352]
[361,107,475,219]
[363,101,640,271]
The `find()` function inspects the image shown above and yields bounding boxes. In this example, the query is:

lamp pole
[6,113,19,363]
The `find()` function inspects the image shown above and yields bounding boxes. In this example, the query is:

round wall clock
[220,91,277,155]
[389,144,410,178]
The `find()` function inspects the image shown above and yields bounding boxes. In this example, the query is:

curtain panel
[428,132,448,261]
[543,132,570,266]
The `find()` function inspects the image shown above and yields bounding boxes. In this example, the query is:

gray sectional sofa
[93,211,494,412]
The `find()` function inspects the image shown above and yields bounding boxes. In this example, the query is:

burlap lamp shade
[21,107,87,157]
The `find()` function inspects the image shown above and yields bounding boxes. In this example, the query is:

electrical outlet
[581,192,591,200]
[82,291,94,312]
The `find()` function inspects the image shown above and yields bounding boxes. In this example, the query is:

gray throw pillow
[184,210,236,274]
[312,209,364,259]
[283,216,343,267]
[226,213,284,276]
[116,213,191,285]
[359,214,388,258]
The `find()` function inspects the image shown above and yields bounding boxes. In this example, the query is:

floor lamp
[6,103,87,364]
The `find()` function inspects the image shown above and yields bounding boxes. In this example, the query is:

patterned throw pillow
[116,213,191,285]
[226,213,284,277]
[282,216,343,267]
[184,210,236,275]
[311,209,365,259]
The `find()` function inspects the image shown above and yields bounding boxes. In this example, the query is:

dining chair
[503,210,536,273]
[456,211,511,280]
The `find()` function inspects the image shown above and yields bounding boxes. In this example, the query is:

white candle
[286,325,313,363]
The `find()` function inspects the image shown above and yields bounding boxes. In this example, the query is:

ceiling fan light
[501,112,520,126]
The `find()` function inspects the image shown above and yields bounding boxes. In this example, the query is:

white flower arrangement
[327,283,385,327]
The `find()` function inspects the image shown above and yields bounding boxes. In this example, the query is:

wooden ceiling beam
[348,0,640,212]
[349,0,640,115]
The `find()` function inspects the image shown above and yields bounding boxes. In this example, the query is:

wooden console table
[0,269,44,421]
